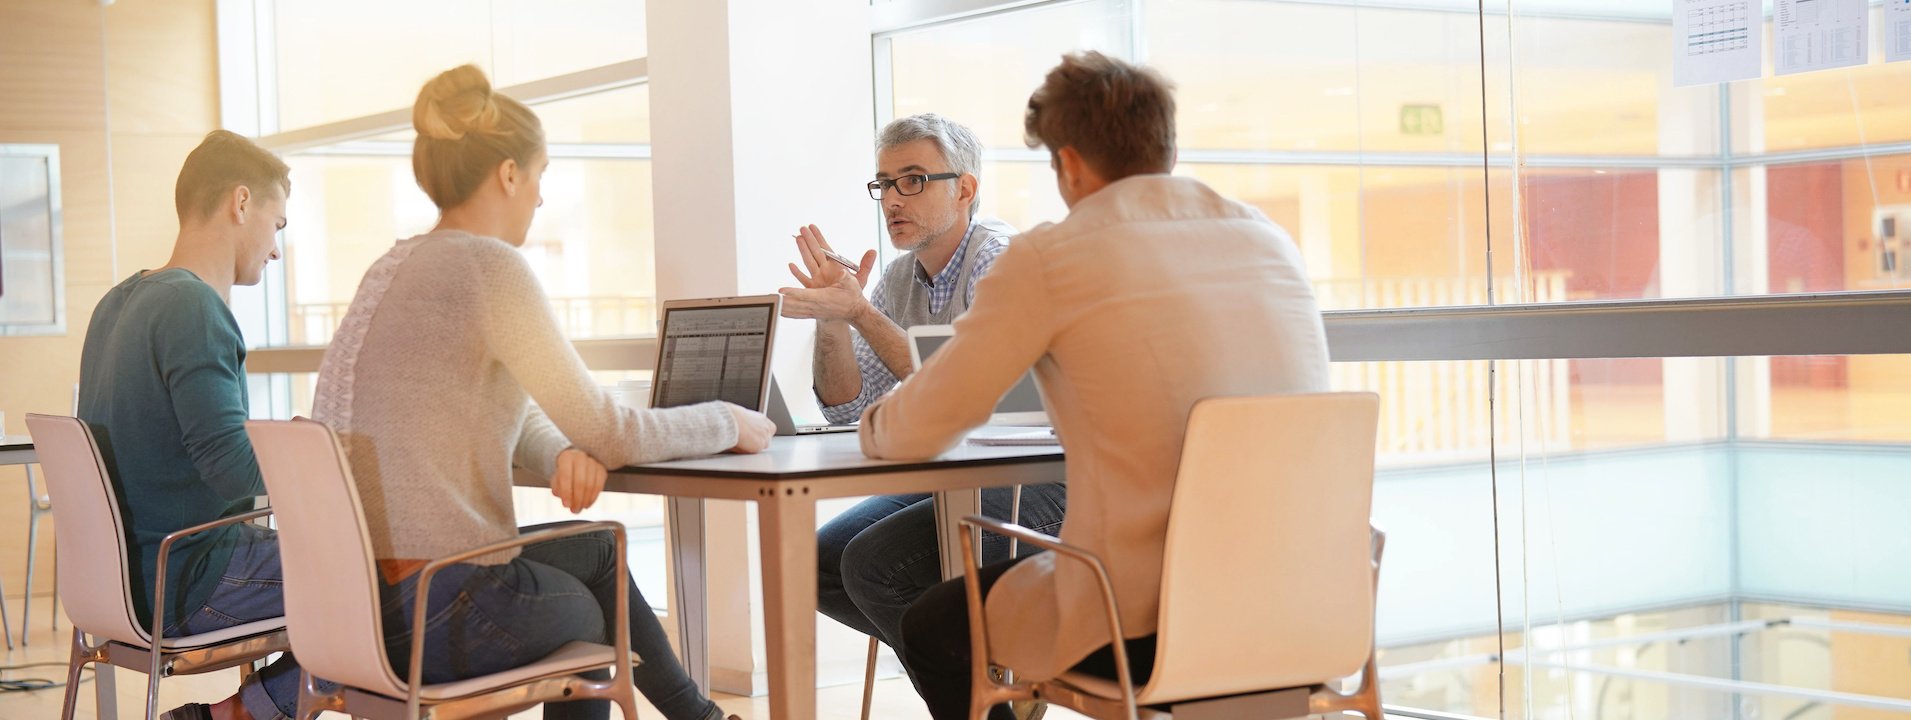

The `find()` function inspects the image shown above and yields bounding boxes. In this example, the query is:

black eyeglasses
[866,173,959,201]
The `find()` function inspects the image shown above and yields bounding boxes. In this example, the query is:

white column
[1657,82,1728,443]
[648,0,876,696]
[1729,84,1773,439]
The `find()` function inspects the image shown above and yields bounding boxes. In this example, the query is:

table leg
[932,488,984,581]
[23,464,39,645]
[668,497,710,695]
[757,491,818,720]
[0,565,12,650]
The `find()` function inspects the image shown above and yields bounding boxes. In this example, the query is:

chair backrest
[25,414,150,646]
[245,419,407,696]
[1138,392,1380,705]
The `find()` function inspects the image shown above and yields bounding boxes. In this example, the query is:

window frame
[0,144,67,337]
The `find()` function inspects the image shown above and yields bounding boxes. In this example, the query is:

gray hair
[878,113,981,217]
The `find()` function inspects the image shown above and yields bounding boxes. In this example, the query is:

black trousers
[899,555,1158,720]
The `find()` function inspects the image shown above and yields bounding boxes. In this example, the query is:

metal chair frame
[857,484,1029,720]
[957,517,1387,720]
[28,413,289,720]
[245,420,640,720]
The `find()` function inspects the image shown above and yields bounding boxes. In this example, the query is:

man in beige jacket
[861,52,1330,720]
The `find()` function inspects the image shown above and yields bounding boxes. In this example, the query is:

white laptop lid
[649,295,781,412]
[906,324,1048,426]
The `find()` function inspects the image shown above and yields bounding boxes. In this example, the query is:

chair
[245,419,641,720]
[14,382,85,648]
[957,392,1385,720]
[24,414,290,720]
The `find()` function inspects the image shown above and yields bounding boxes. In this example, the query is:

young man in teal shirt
[78,129,290,720]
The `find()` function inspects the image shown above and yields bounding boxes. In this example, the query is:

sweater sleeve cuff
[858,400,884,457]
[703,401,741,453]
[652,401,738,460]
[516,407,569,478]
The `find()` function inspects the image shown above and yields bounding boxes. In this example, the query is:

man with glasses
[778,113,1067,669]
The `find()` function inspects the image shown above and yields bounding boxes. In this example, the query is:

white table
[0,435,35,466]
[0,436,40,649]
[1,437,94,710]
[519,432,1065,720]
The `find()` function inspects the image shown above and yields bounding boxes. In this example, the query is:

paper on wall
[1674,0,1763,86]
[1775,0,1868,75]
[1887,0,1911,63]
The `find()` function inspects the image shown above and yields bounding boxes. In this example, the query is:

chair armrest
[403,520,633,714]
[959,515,1141,720]
[962,515,1070,558]
[150,507,276,646]
[416,521,623,572]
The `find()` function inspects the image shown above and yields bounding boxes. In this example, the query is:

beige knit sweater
[313,229,738,562]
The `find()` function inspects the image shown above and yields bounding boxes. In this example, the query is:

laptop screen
[653,303,777,411]
[910,334,1045,416]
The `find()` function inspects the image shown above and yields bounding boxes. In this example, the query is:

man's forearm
[852,307,916,380]
[814,320,863,406]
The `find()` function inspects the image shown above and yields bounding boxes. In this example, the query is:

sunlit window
[878,2,1911,718]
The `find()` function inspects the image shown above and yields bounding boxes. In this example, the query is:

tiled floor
[0,602,1090,720]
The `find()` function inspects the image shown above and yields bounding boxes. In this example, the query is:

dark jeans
[167,524,301,720]
[816,482,1067,654]
[170,522,721,720]
[899,555,1157,720]
[379,521,724,720]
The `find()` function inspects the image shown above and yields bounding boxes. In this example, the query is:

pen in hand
[797,233,863,274]
[820,248,862,274]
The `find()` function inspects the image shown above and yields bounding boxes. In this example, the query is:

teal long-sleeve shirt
[77,268,263,630]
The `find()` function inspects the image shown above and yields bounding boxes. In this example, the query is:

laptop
[906,324,1057,445]
[649,295,781,413]
[646,294,859,436]
[765,377,859,436]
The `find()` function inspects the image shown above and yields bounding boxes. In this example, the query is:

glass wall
[215,0,1911,706]
[231,2,667,605]
[270,0,647,130]
[876,1,1911,718]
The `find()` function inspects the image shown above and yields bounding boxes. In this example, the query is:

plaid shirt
[821,222,1010,424]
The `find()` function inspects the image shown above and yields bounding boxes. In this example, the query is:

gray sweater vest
[875,219,1015,326]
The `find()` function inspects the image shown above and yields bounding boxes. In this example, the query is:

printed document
[1775,0,1868,75]
[1887,0,1911,63]
[1674,0,1762,86]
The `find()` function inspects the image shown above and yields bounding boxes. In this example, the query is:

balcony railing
[291,295,658,346]
[1321,273,1572,458]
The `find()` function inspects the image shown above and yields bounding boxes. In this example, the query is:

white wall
[648,0,878,695]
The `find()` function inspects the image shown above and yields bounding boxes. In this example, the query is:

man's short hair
[174,130,291,223]
[1023,51,1177,181]
[878,113,982,217]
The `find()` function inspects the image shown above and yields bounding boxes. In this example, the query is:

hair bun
[414,64,503,141]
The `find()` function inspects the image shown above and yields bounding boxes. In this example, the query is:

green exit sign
[1400,104,1444,135]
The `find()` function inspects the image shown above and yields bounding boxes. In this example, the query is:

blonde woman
[311,64,770,720]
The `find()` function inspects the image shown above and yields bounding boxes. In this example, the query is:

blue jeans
[816,482,1067,653]
[169,522,722,720]
[168,523,299,720]
[379,521,725,720]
